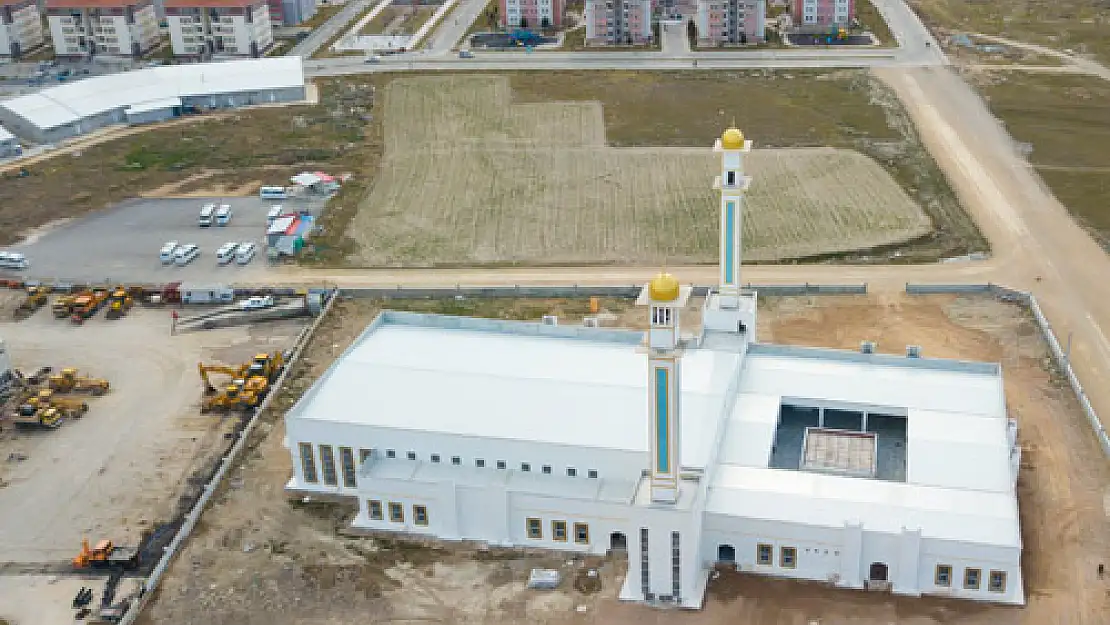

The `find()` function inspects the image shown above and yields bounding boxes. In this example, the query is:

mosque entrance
[869,562,889,582]
[610,532,627,552]
[717,544,736,563]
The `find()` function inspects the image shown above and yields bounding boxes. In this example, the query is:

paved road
[424,0,491,55]
[289,0,380,58]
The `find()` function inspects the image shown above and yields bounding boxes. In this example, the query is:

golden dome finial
[721,126,744,150]
[648,272,681,302]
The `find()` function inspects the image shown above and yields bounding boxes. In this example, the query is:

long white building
[284,127,1025,609]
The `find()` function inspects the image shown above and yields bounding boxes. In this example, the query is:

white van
[174,244,200,266]
[215,204,232,226]
[198,203,216,227]
[259,186,287,200]
[159,241,180,264]
[0,251,28,270]
[234,242,256,265]
[216,242,238,265]
[266,205,284,222]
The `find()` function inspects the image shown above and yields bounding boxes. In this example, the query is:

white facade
[0,0,45,58]
[584,0,653,45]
[166,0,272,57]
[0,124,19,156]
[47,0,160,57]
[283,127,1025,609]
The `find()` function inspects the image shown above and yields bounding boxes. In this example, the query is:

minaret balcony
[712,174,753,192]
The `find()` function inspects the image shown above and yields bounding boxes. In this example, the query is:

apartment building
[165,0,272,57]
[45,0,161,58]
[655,0,696,21]
[1,0,44,57]
[792,0,853,28]
[696,0,764,45]
[499,0,564,28]
[584,0,651,45]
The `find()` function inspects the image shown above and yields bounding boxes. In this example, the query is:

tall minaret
[704,126,757,337]
[637,272,691,503]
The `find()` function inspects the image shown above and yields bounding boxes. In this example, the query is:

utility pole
[1066,331,1073,365]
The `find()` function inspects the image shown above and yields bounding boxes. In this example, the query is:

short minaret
[637,272,692,504]
[703,126,758,338]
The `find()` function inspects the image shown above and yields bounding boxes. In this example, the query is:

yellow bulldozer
[10,403,65,429]
[26,388,88,418]
[48,368,110,396]
[14,285,50,320]
[105,287,134,320]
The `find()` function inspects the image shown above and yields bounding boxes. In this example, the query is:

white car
[173,244,200,266]
[0,251,29,270]
[234,241,257,265]
[239,295,275,311]
[216,242,239,265]
[159,241,180,264]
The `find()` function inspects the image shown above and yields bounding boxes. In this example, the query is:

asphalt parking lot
[7,195,323,284]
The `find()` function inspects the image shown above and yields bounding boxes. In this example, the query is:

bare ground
[139,294,1110,625]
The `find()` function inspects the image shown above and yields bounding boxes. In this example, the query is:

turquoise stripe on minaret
[655,367,669,473]
[724,201,736,285]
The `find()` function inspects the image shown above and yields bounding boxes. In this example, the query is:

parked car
[365,55,382,64]
[239,295,275,311]
[0,251,28,270]
[458,50,474,59]
[215,242,238,265]
[234,242,257,265]
[159,241,180,265]
[173,244,200,266]
[215,204,232,226]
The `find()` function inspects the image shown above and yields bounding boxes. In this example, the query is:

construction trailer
[180,284,235,305]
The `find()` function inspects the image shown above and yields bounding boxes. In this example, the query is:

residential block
[45,0,161,58]
[584,0,652,45]
[165,0,273,57]
[793,0,853,28]
[696,0,765,45]
[500,0,564,28]
[1,0,45,58]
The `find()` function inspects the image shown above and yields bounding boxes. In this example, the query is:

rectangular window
[359,448,372,465]
[588,469,598,478]
[988,570,1006,593]
[964,568,981,590]
[756,543,772,565]
[413,505,428,526]
[542,465,552,474]
[566,467,577,477]
[368,499,383,520]
[497,460,506,469]
[780,546,797,569]
[431,454,441,463]
[476,458,486,468]
[935,564,952,587]
[339,447,356,488]
[574,522,589,544]
[527,517,542,539]
[552,520,567,541]
[388,501,404,523]
[726,171,736,186]
[386,449,396,458]
[451,456,461,465]
[298,442,317,483]
[319,445,337,486]
[521,463,531,472]
[407,451,417,460]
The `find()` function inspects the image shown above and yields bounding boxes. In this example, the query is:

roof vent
[906,345,922,358]
[541,315,558,326]
[583,316,599,328]
[860,341,876,354]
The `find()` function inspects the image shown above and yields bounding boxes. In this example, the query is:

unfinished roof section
[287,311,743,469]
[0,57,304,132]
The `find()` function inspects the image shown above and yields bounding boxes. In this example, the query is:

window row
[526,517,590,544]
[381,447,600,479]
[300,442,603,487]
[755,543,797,568]
[934,565,1007,593]
[367,499,428,526]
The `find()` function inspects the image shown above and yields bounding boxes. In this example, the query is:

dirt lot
[348,75,930,266]
[962,72,1110,250]
[139,294,1109,625]
[361,5,438,35]
[0,290,307,623]
[908,0,1110,65]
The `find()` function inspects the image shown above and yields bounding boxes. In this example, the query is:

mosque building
[283,127,1024,608]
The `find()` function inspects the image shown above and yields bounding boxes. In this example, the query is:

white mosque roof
[0,57,304,131]
[289,312,743,470]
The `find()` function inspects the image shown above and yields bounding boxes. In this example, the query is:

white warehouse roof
[289,312,743,470]
[0,125,13,142]
[0,57,304,131]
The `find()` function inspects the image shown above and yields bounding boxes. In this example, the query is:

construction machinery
[105,287,134,320]
[245,351,285,383]
[72,539,140,570]
[52,293,79,318]
[71,288,110,323]
[10,403,65,429]
[48,368,110,396]
[28,388,89,417]
[198,361,271,413]
[13,285,50,320]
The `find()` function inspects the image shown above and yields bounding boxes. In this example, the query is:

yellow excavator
[245,352,285,383]
[48,368,110,396]
[198,362,268,413]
